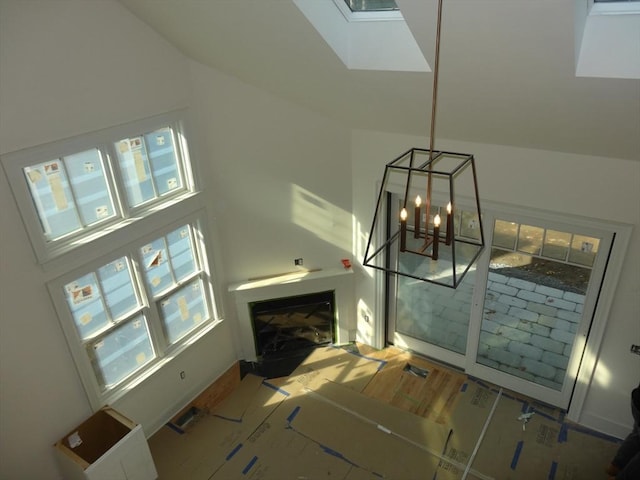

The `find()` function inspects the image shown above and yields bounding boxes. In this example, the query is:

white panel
[576,10,640,79]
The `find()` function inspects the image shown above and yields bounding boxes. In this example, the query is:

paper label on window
[48,173,68,211]
[133,319,142,329]
[167,177,178,189]
[136,352,146,364]
[193,312,202,323]
[180,229,188,238]
[44,162,60,175]
[133,150,147,182]
[71,285,93,304]
[68,431,82,449]
[156,135,165,146]
[26,168,42,183]
[147,250,164,268]
[114,261,125,272]
[118,141,130,153]
[141,244,153,255]
[95,205,108,219]
[83,162,95,173]
[79,313,92,325]
[178,296,189,320]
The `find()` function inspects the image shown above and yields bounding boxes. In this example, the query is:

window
[1,111,195,263]
[50,214,219,402]
[344,0,398,12]
[293,0,427,72]
[2,111,223,408]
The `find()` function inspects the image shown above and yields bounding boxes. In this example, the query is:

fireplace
[229,268,355,363]
[250,290,335,361]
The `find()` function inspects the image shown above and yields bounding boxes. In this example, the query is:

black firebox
[246,290,335,377]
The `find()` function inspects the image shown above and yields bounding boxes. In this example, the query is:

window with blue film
[65,272,109,340]
[115,127,183,208]
[88,315,154,389]
[160,279,208,344]
[23,149,115,242]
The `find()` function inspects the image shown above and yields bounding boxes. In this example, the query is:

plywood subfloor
[149,344,621,480]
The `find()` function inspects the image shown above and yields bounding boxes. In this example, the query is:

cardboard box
[54,406,157,480]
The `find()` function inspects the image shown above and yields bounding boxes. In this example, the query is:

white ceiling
[118,0,640,161]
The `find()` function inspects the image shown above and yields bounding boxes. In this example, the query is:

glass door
[387,199,614,409]
[465,215,612,407]
[388,194,482,369]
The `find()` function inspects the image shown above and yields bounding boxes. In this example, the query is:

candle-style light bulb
[433,214,441,260]
[414,196,422,238]
[400,208,407,252]
[445,202,453,245]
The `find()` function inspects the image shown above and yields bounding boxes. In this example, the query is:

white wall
[187,60,353,285]
[0,1,354,478]
[351,130,640,438]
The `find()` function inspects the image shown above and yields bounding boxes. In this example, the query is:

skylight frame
[333,0,403,22]
[590,0,640,14]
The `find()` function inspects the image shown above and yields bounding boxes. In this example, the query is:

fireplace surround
[229,268,354,362]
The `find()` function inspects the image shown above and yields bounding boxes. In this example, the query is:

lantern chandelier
[363,0,484,289]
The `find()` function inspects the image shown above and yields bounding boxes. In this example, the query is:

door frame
[378,194,633,419]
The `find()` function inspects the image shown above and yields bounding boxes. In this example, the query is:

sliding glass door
[388,199,614,408]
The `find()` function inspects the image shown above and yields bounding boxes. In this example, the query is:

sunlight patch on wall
[291,184,353,252]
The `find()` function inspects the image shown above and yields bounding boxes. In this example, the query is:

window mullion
[131,247,168,357]
[142,136,161,201]
[104,143,132,220]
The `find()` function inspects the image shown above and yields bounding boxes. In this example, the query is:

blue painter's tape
[510,441,524,470]
[548,461,558,480]
[320,444,358,467]
[262,380,290,397]
[287,406,301,423]
[242,456,258,475]
[558,424,569,443]
[460,383,468,392]
[564,423,622,443]
[226,443,243,461]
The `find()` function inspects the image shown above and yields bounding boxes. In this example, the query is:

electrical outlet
[294,258,303,266]
[631,345,640,356]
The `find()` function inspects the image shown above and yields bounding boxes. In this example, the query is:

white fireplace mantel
[228,268,355,362]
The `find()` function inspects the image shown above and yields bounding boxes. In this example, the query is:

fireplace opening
[243,290,335,378]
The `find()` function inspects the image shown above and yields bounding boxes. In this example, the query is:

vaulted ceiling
[119,0,640,161]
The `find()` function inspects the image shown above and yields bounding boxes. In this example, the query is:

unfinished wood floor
[149,344,621,480]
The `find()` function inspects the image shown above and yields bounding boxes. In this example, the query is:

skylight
[344,0,398,12]
[294,0,428,72]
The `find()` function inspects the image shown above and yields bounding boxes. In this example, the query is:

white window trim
[333,0,403,22]
[293,0,428,72]
[47,209,223,409]
[1,109,199,266]
[575,0,640,79]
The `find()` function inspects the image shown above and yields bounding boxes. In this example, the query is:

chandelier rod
[428,0,444,161]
